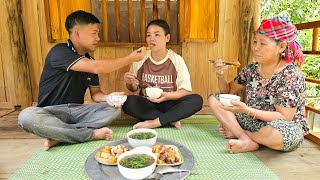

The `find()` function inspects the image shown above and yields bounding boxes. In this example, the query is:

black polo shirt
[37,39,99,107]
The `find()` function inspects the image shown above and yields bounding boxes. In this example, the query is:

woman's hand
[147,92,169,103]
[124,72,136,85]
[222,100,250,114]
[212,59,229,77]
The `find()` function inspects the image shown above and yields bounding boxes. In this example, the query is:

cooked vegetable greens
[120,154,154,169]
[129,132,155,140]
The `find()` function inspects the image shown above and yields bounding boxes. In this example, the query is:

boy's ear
[166,34,171,42]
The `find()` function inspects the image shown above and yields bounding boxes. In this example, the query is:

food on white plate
[95,145,132,165]
[152,145,183,166]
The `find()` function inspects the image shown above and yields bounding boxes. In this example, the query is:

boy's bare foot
[218,124,236,139]
[227,138,259,153]
[170,121,181,129]
[44,138,59,151]
[93,127,113,140]
[133,119,161,129]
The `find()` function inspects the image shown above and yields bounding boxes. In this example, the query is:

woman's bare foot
[227,138,259,153]
[44,138,59,151]
[93,127,113,140]
[170,121,181,129]
[218,124,236,139]
[133,119,161,129]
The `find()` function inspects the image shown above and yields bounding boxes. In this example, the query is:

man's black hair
[65,10,100,34]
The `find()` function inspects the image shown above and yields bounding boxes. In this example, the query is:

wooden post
[312,28,318,51]
[153,0,158,20]
[0,0,32,108]
[140,0,146,42]
[115,0,121,42]
[239,0,260,68]
[128,0,134,42]
[102,0,108,41]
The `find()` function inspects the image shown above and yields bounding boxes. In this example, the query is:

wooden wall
[0,0,32,109]
[18,0,260,113]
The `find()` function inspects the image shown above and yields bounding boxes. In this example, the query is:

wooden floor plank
[1,111,320,180]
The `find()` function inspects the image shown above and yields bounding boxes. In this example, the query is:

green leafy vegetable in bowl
[119,154,155,169]
[129,132,156,140]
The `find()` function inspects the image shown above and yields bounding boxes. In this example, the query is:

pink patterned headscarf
[255,16,304,64]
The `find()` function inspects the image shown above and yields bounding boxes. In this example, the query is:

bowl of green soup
[117,146,157,180]
[127,128,157,148]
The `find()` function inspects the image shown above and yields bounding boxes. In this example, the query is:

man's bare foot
[44,138,59,151]
[218,124,236,139]
[133,119,161,129]
[227,138,259,153]
[93,127,113,140]
[170,121,181,129]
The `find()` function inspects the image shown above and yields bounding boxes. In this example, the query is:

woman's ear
[279,41,287,54]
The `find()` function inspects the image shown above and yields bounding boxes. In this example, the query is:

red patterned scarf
[255,16,304,64]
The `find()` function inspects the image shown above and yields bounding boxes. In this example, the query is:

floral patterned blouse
[234,63,308,133]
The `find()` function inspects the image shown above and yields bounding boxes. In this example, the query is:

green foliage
[261,0,320,96]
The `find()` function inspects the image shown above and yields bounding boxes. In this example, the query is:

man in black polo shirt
[18,10,146,150]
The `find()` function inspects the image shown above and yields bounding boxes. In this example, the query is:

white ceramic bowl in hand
[117,146,157,180]
[127,128,158,148]
[219,94,241,106]
[108,94,127,106]
[146,87,163,99]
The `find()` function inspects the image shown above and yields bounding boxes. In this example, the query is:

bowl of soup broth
[127,128,158,148]
[117,146,157,180]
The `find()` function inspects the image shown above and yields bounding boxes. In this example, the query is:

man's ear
[166,34,171,42]
[279,41,287,54]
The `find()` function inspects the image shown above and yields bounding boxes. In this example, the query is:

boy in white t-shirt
[123,19,203,129]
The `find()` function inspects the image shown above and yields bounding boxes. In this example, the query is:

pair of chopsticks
[134,76,150,87]
[209,60,241,67]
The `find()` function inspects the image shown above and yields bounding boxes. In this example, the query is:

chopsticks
[209,60,241,67]
[134,76,150,87]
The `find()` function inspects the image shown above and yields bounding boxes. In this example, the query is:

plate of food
[95,145,132,165]
[152,145,184,166]
[85,138,195,180]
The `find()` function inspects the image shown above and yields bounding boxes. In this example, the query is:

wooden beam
[102,0,108,41]
[295,21,320,30]
[306,105,320,114]
[303,50,320,55]
[305,130,320,145]
[114,0,121,42]
[127,0,134,42]
[305,77,320,84]
[140,0,146,42]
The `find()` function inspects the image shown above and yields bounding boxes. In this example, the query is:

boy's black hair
[65,10,100,34]
[147,19,170,35]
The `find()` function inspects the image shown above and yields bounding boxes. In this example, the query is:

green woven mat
[10,116,279,180]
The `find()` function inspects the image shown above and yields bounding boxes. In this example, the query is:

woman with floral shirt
[209,16,308,153]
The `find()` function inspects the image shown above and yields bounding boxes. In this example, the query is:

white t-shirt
[130,49,192,96]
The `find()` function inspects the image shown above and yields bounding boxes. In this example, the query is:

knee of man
[18,107,37,129]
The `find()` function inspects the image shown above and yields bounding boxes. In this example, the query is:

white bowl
[117,146,157,180]
[146,87,163,99]
[108,94,127,106]
[219,94,241,106]
[127,128,158,148]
